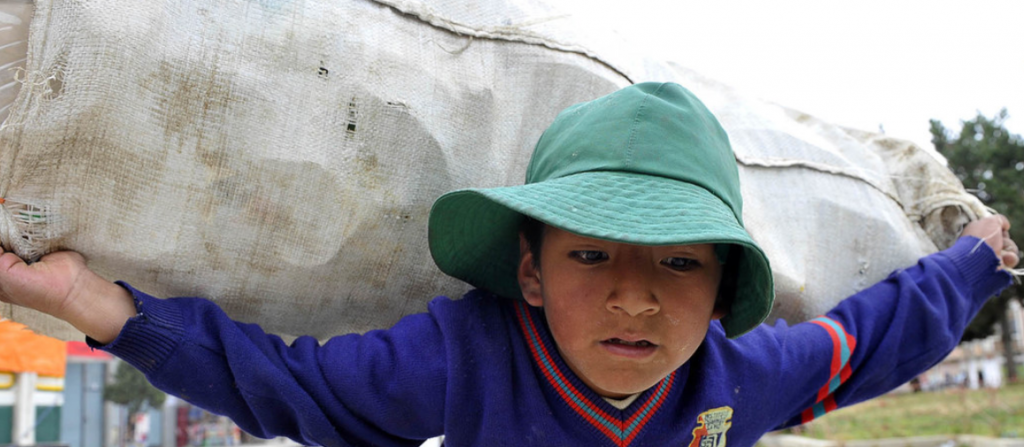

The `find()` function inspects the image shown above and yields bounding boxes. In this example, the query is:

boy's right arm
[0,246,449,445]
[0,247,135,344]
[104,285,448,445]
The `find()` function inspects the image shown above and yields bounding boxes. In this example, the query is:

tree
[931,109,1024,381]
[104,360,167,446]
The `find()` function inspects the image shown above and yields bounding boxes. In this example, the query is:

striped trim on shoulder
[800,316,857,424]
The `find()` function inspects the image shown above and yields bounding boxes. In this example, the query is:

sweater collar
[512,301,685,446]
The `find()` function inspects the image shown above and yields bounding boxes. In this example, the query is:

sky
[561,0,1024,153]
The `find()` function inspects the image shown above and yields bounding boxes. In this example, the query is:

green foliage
[103,360,166,415]
[930,110,1024,341]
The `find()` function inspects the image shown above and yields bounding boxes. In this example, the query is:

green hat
[428,82,774,338]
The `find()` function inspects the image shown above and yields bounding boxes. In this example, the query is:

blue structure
[61,363,107,447]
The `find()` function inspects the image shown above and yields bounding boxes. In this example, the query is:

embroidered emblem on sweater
[800,317,857,423]
[687,406,733,447]
[514,302,675,446]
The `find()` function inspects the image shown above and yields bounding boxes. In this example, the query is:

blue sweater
[92,237,1012,446]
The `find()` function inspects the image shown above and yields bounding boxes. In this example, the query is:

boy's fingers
[983,215,1009,253]
[0,251,25,275]
[0,252,27,304]
[961,215,1006,253]
[1004,237,1020,269]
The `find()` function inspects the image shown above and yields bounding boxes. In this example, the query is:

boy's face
[518,226,724,399]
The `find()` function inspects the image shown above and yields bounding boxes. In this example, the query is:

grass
[1007,364,1024,380]
[781,381,1024,440]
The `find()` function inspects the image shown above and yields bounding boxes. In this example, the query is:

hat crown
[427,82,774,338]
[526,82,743,225]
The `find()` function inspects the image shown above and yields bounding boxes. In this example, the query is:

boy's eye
[661,257,700,271]
[570,250,608,263]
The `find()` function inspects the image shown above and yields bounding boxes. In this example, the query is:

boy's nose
[605,268,660,317]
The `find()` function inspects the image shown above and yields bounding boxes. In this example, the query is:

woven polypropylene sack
[0,0,985,340]
[0,0,627,339]
[663,66,987,325]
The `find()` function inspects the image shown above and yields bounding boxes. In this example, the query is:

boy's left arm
[761,215,1016,428]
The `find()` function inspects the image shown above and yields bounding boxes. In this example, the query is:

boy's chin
[589,374,666,399]
[563,349,691,399]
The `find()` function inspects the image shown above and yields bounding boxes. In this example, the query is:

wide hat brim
[428,170,773,338]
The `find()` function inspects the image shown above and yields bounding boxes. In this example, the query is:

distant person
[982,355,1003,389]
[909,377,923,393]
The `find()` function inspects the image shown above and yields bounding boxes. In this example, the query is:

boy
[0,82,1018,446]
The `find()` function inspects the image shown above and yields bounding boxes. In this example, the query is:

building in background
[917,303,1024,391]
[0,319,67,446]
[1010,300,1023,352]
[61,341,115,447]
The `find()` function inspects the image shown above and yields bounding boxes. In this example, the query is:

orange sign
[0,319,67,377]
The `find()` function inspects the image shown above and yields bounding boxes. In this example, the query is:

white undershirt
[602,393,641,410]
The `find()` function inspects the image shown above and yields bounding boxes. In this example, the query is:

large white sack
[0,0,984,341]
[0,1,31,125]
[668,66,986,324]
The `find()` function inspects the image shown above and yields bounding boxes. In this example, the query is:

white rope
[968,228,1023,281]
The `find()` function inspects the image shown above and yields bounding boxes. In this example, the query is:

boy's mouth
[603,338,656,347]
[601,338,658,358]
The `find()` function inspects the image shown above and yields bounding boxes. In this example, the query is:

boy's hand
[961,214,1020,270]
[0,247,135,344]
[0,249,88,318]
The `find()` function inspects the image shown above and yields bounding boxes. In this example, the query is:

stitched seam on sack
[369,0,633,83]
[736,156,906,211]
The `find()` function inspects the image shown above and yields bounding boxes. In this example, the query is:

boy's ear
[711,286,730,320]
[711,256,736,321]
[711,306,727,321]
[517,233,544,307]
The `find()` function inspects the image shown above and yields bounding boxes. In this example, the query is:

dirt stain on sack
[201,158,347,276]
[144,59,237,152]
[53,117,171,247]
[357,152,378,172]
